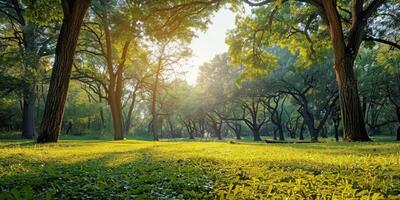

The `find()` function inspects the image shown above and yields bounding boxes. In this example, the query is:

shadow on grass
[1,140,399,199]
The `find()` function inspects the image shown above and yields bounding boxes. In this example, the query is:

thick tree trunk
[253,128,262,141]
[235,130,241,140]
[323,0,370,142]
[22,92,35,139]
[108,96,124,140]
[12,1,39,140]
[37,0,91,143]
[277,125,284,141]
[310,129,318,142]
[335,57,370,141]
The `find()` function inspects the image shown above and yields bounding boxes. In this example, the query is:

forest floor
[0,139,399,199]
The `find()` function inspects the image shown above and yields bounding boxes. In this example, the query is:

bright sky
[184,8,237,85]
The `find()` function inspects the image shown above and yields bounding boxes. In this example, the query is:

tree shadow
[0,141,399,199]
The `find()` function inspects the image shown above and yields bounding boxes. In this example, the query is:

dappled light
[1,140,399,199]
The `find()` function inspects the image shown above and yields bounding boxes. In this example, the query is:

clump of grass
[0,140,399,199]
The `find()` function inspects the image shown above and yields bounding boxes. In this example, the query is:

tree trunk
[185,120,195,139]
[299,108,318,142]
[150,74,160,141]
[99,106,105,129]
[273,128,277,140]
[310,129,318,142]
[233,123,242,140]
[336,57,370,141]
[212,121,222,140]
[188,129,195,139]
[22,92,35,139]
[396,107,400,141]
[108,95,124,140]
[235,127,241,140]
[167,115,174,138]
[124,91,137,134]
[12,2,39,140]
[322,0,370,142]
[253,128,262,141]
[37,0,91,143]
[334,120,340,142]
[299,122,305,140]
[277,125,284,141]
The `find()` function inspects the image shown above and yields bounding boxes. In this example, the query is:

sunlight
[0,0,398,199]
[184,8,236,85]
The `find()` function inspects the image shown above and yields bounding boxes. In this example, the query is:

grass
[0,139,399,199]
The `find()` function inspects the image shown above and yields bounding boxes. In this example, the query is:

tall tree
[147,40,191,140]
[37,0,91,143]
[79,0,223,140]
[230,0,399,141]
[0,0,59,138]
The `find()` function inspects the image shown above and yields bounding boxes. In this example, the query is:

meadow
[0,139,399,199]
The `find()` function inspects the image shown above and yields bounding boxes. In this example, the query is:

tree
[37,0,91,143]
[78,0,223,140]
[0,0,59,138]
[147,40,191,141]
[263,94,287,140]
[231,0,399,141]
[236,91,269,141]
[197,54,242,140]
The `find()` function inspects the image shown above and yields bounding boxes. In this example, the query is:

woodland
[0,0,399,199]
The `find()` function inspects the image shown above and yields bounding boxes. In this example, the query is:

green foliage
[0,140,399,199]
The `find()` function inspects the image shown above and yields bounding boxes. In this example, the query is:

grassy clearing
[0,139,399,199]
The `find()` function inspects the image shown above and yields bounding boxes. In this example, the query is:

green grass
[0,139,399,199]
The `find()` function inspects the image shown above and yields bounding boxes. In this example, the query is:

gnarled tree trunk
[37,0,91,143]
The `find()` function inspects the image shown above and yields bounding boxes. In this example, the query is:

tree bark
[22,92,35,138]
[124,89,137,134]
[299,122,305,140]
[253,128,262,141]
[333,117,340,142]
[10,0,39,139]
[150,67,161,141]
[235,125,241,140]
[335,56,370,141]
[37,0,91,143]
[108,95,124,140]
[396,107,400,141]
[167,116,174,138]
[322,0,370,142]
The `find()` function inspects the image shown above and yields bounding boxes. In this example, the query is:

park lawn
[0,140,399,199]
